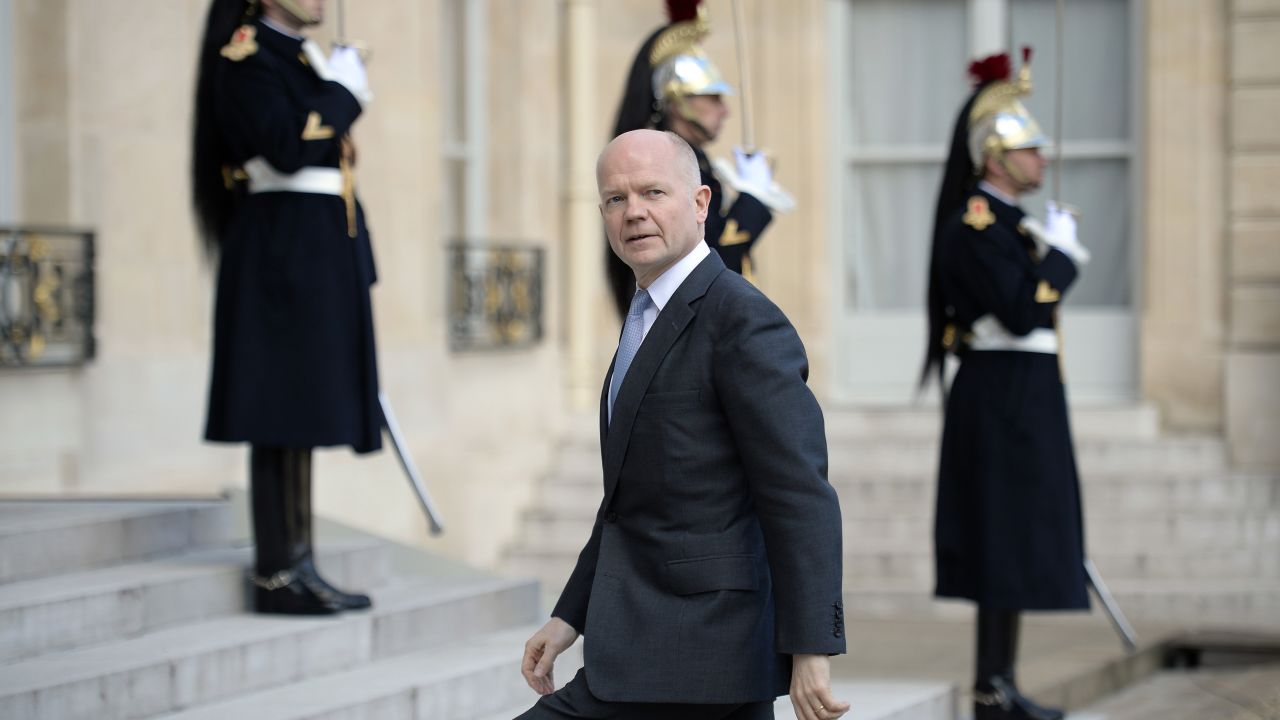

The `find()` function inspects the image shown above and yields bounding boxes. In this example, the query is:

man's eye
[647,189,664,197]
[606,196,622,205]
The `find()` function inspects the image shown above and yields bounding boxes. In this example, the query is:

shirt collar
[643,241,711,313]
[978,180,1019,208]
[261,17,306,40]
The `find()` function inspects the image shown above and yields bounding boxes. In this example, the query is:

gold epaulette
[221,25,259,62]
[962,196,995,231]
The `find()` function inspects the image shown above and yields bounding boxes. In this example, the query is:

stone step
[506,553,1280,625]
[154,625,583,720]
[0,500,235,585]
[1071,664,1280,720]
[481,680,956,720]
[547,436,1227,479]
[512,509,1280,554]
[535,474,1280,515]
[0,576,540,720]
[839,581,1280,625]
[775,681,956,720]
[560,406,1161,446]
[0,539,389,663]
[840,548,1280,585]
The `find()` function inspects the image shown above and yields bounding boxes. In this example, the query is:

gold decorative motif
[301,112,335,141]
[1035,279,1061,304]
[649,8,710,66]
[963,196,995,231]
[718,219,751,247]
[220,25,259,62]
[941,323,957,351]
[221,165,249,190]
[340,136,357,237]
[298,52,310,66]
[741,255,756,285]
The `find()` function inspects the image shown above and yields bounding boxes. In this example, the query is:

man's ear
[983,155,1001,181]
[694,184,711,224]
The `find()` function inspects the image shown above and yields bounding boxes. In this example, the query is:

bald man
[517,130,848,720]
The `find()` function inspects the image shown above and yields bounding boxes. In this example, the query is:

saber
[730,0,756,153]
[1085,559,1138,653]
[379,392,445,535]
[1052,0,1064,201]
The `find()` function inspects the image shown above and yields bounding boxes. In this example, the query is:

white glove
[328,46,372,106]
[733,147,773,196]
[1042,200,1090,265]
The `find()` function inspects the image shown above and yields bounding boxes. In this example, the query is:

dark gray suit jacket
[552,252,845,704]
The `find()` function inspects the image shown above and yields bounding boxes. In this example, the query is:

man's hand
[790,654,850,720]
[733,147,774,194]
[328,45,372,105]
[521,617,579,696]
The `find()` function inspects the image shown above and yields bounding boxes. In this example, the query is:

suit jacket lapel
[600,253,725,504]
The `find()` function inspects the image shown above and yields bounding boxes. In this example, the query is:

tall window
[842,0,972,311]
[832,0,1138,403]
[840,0,1134,311]
[1011,0,1133,307]
[440,0,488,241]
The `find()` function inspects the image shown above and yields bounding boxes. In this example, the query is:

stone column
[1226,0,1280,469]
[565,0,602,410]
[1140,0,1227,432]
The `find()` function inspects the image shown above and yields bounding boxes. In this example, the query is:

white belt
[967,314,1058,354]
[244,157,343,196]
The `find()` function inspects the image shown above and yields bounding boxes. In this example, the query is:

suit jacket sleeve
[217,54,363,173]
[550,511,602,634]
[712,287,846,656]
[945,225,1078,336]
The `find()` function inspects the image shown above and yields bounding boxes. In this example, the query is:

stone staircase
[502,406,1280,627]
[0,499,577,720]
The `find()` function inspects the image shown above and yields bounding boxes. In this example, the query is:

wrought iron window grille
[447,243,544,352]
[0,226,96,368]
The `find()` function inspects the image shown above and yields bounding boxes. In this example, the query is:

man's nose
[624,197,648,220]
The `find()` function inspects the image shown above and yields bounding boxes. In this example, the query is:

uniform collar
[978,180,1020,209]
[256,16,305,52]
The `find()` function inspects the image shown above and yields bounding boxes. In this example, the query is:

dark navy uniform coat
[205,20,382,454]
[695,146,772,278]
[933,187,1089,610]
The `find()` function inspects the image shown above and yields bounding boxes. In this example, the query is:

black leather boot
[249,446,342,615]
[973,608,1065,720]
[285,449,373,611]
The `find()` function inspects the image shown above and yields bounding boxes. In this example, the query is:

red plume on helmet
[666,0,702,23]
[967,52,1011,87]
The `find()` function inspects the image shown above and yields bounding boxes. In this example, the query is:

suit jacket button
[605,512,618,524]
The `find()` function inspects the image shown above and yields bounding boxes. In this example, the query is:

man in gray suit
[518,130,848,720]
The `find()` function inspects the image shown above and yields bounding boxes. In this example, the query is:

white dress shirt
[607,240,711,420]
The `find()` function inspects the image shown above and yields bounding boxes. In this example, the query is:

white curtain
[845,0,970,311]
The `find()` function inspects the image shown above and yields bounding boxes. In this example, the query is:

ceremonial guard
[192,0,380,615]
[922,50,1093,720]
[605,0,794,318]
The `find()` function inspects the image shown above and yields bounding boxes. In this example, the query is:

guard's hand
[521,617,579,696]
[733,147,774,193]
[328,45,372,106]
[790,654,850,720]
[1043,200,1090,265]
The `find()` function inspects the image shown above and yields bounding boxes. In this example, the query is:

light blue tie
[609,288,651,421]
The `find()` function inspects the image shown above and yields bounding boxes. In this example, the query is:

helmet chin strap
[272,0,321,26]
[993,150,1037,194]
[668,96,716,145]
